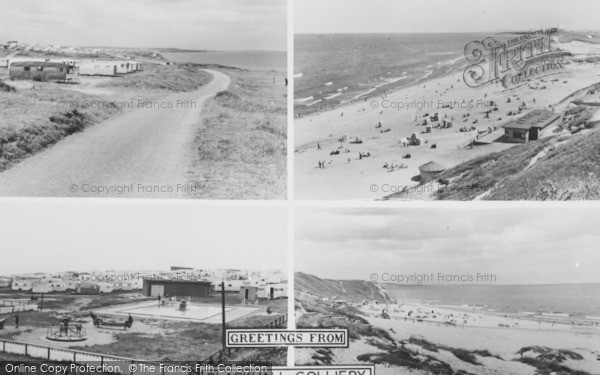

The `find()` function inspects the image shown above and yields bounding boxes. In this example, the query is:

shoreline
[294,56,466,118]
[294,40,600,200]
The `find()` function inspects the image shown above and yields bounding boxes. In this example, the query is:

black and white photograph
[295,207,600,374]
[0,0,287,199]
[294,0,600,200]
[0,201,289,367]
[4,0,600,374]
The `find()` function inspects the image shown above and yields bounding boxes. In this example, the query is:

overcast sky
[296,0,600,34]
[0,0,286,51]
[0,201,287,275]
[296,207,600,285]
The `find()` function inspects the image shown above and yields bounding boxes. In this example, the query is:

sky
[296,0,600,34]
[296,207,600,285]
[0,201,287,275]
[0,0,286,51]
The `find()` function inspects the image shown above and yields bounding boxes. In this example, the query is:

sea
[387,283,600,318]
[294,33,506,115]
[161,50,286,72]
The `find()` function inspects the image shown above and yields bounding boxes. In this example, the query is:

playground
[95,300,258,323]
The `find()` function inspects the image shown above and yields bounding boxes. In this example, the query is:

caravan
[48,279,67,292]
[11,280,32,291]
[257,283,288,300]
[113,281,135,291]
[98,282,114,294]
[65,280,80,291]
[79,62,117,77]
[32,282,53,294]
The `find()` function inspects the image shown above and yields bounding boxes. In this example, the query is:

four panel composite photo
[1,0,599,375]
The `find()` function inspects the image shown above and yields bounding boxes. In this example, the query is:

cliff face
[295,272,396,304]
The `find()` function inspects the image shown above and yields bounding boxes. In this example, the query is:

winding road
[0,69,230,198]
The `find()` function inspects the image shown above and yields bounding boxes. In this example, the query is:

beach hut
[501,109,561,143]
[9,61,67,82]
[78,62,117,77]
[418,161,446,183]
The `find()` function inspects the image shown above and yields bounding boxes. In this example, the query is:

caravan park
[0,268,288,365]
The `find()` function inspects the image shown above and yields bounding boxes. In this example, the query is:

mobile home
[32,282,53,294]
[78,62,117,77]
[11,280,32,291]
[113,281,135,291]
[115,61,132,74]
[65,280,79,291]
[48,280,67,292]
[76,282,101,295]
[239,286,258,303]
[214,280,244,293]
[0,278,10,288]
[98,282,114,294]
[9,61,67,82]
[257,284,287,300]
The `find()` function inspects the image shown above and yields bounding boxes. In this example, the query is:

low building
[142,279,213,298]
[9,61,67,82]
[418,161,446,183]
[501,109,562,143]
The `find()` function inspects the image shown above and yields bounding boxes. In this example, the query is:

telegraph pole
[221,280,226,349]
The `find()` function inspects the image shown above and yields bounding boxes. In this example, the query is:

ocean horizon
[385,282,600,318]
[162,50,286,72]
[294,32,513,115]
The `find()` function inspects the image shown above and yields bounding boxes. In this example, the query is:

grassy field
[72,320,223,361]
[97,63,212,92]
[188,67,287,199]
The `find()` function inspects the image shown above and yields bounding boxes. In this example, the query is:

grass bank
[188,67,287,199]
[0,62,212,173]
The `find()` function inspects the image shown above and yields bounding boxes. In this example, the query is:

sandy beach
[297,300,600,375]
[294,41,600,200]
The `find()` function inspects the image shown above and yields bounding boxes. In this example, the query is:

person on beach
[14,314,19,329]
[317,143,321,150]
[157,294,162,307]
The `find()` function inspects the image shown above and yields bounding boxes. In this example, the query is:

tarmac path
[0,69,229,198]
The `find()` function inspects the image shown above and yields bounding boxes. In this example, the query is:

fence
[0,301,38,314]
[0,313,288,374]
[200,313,288,366]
